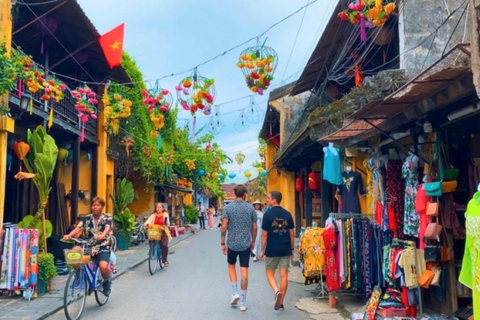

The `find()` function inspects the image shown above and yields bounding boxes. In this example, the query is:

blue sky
[78,0,338,182]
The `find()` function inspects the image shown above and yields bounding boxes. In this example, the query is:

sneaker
[230,293,240,306]
[274,291,283,310]
[239,305,247,312]
[279,304,284,311]
[102,280,111,296]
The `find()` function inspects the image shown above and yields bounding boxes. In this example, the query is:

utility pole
[0,0,14,230]
[470,0,480,96]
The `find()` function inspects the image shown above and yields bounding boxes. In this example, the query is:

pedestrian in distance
[198,201,206,229]
[259,191,295,311]
[208,205,215,229]
[144,203,171,267]
[221,184,257,312]
[251,200,264,262]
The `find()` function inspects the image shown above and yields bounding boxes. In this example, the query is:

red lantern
[295,177,304,192]
[308,172,320,192]
[13,141,30,160]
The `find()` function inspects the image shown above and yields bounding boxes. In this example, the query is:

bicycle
[146,227,164,275]
[62,238,111,320]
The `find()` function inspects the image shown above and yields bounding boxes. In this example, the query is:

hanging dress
[323,226,340,292]
[323,146,343,185]
[385,159,406,239]
[402,155,420,237]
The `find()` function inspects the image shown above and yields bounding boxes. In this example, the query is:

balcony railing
[9,80,98,143]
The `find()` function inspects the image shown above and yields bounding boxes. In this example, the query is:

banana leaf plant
[16,126,58,252]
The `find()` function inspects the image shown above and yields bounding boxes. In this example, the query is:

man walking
[198,201,206,229]
[259,191,295,311]
[221,184,257,312]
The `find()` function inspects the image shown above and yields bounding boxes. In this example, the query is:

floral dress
[402,155,419,237]
[299,227,325,285]
[78,214,113,254]
[323,226,340,292]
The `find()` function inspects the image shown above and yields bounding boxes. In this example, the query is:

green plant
[20,126,58,252]
[113,208,136,232]
[38,252,57,291]
[0,43,21,98]
[184,205,198,224]
[110,178,134,215]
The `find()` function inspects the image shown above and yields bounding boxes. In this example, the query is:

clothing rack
[330,212,373,219]
[391,238,423,316]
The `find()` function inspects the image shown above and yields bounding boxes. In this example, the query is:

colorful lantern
[235,152,246,166]
[237,42,278,95]
[308,172,320,192]
[244,171,252,179]
[212,172,219,179]
[295,177,304,192]
[198,169,206,177]
[186,159,196,171]
[13,141,30,160]
[57,148,69,161]
[260,169,268,177]
[176,69,216,116]
[72,86,98,142]
[257,167,263,174]
[219,173,225,179]
[228,172,236,179]
[102,91,132,135]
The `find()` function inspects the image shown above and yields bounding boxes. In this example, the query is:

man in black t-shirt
[259,191,295,311]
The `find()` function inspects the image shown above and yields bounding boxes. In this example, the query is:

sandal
[164,261,169,267]
[112,268,117,274]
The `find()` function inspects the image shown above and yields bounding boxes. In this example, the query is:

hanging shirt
[398,248,426,289]
[337,171,366,213]
[323,146,343,185]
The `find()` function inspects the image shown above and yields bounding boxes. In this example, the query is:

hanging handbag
[441,139,459,181]
[424,216,443,240]
[442,180,457,193]
[424,244,440,261]
[425,181,442,197]
[417,269,435,289]
[440,246,452,262]
[425,135,444,197]
[431,267,442,286]
[426,202,439,216]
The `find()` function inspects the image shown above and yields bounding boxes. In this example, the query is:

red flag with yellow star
[98,23,125,69]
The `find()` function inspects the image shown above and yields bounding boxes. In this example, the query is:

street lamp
[9,93,31,119]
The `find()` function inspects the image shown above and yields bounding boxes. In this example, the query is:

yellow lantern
[244,171,252,179]
[212,172,219,179]
[58,148,69,161]
[257,167,263,174]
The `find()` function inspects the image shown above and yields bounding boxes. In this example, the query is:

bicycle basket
[147,225,162,241]
[64,248,91,267]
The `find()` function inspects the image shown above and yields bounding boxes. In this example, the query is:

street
[48,228,310,320]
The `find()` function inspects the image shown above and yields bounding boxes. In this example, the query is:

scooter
[130,220,146,245]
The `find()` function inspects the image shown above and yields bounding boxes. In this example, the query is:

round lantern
[57,148,69,161]
[237,43,278,95]
[308,172,320,192]
[257,167,263,174]
[219,173,225,179]
[228,172,236,179]
[260,169,267,177]
[198,169,206,177]
[212,172,219,179]
[295,177,304,192]
[13,141,30,160]
[244,171,252,179]
[175,69,216,115]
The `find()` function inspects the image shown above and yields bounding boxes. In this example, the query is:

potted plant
[37,252,57,295]
[110,178,136,250]
[184,204,198,224]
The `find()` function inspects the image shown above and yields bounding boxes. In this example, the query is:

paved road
[49,228,310,320]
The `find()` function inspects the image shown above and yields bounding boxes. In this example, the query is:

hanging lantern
[198,169,206,177]
[257,167,263,174]
[295,177,304,192]
[175,69,216,116]
[235,152,246,166]
[308,172,320,192]
[244,171,252,179]
[57,148,69,161]
[13,141,30,160]
[186,159,196,171]
[121,137,134,157]
[260,169,268,177]
[237,41,278,95]
[212,172,219,179]
[228,172,236,179]
[219,173,225,179]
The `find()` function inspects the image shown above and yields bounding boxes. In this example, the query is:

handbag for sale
[424,217,443,240]
[440,246,452,262]
[425,181,442,197]
[418,269,435,289]
[431,267,442,286]
[425,245,440,261]
[426,202,439,216]
[444,168,459,181]
[442,180,457,193]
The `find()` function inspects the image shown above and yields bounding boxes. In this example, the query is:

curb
[36,230,198,320]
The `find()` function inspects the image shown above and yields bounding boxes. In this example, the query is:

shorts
[265,256,290,270]
[92,252,110,264]
[227,248,251,268]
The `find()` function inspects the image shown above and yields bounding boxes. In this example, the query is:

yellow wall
[57,151,93,223]
[129,174,155,218]
[97,87,115,215]
[183,181,193,205]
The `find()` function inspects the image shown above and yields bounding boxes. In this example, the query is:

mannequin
[337,167,366,213]
[459,191,480,319]
[323,142,342,185]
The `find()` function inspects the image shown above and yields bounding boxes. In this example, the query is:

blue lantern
[218,173,224,179]
[228,172,236,179]
[261,169,267,177]
[198,169,206,177]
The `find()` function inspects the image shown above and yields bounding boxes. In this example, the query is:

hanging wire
[245,96,262,124]
[208,105,226,135]
[234,109,250,133]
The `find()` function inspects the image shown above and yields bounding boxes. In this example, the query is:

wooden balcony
[8,81,98,144]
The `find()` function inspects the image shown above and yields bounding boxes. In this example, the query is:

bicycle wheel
[64,268,87,320]
[158,242,164,270]
[94,266,110,306]
[148,242,158,275]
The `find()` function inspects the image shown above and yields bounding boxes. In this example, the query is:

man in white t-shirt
[198,201,206,229]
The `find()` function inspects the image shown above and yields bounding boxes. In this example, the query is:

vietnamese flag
[98,23,125,69]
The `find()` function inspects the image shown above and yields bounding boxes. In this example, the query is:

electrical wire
[17,0,61,5]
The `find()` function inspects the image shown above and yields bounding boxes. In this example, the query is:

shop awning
[163,183,193,194]
[319,43,472,143]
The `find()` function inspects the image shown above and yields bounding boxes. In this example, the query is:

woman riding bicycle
[144,203,171,267]
[63,197,113,295]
